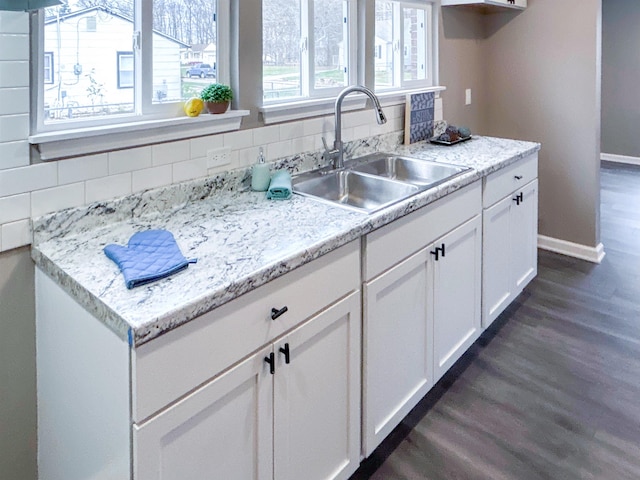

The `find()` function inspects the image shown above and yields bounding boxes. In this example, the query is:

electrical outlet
[207,147,231,167]
[465,88,472,106]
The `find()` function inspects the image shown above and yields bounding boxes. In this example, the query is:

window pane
[43,2,135,123]
[403,7,427,82]
[374,1,395,89]
[118,53,134,88]
[153,0,216,104]
[263,0,302,101]
[313,0,346,91]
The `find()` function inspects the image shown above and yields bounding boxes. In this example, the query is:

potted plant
[199,83,233,114]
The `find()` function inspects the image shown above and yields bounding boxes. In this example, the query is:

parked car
[185,63,215,78]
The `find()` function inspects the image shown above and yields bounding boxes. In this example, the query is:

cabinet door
[134,347,273,480]
[482,195,514,328]
[511,179,538,292]
[362,249,433,457]
[274,292,361,480]
[433,215,482,383]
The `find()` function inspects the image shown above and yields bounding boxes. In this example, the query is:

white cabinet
[362,182,482,456]
[37,241,361,480]
[134,346,274,480]
[274,293,361,480]
[482,154,538,328]
[432,216,482,383]
[363,248,433,456]
[135,292,361,480]
[441,0,526,11]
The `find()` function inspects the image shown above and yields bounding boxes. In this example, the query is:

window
[262,0,356,102]
[375,1,434,91]
[117,52,134,89]
[36,0,228,131]
[43,52,53,84]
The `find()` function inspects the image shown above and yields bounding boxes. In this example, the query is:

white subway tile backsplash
[0,87,28,115]
[1,218,30,250]
[0,34,29,61]
[0,140,29,169]
[85,173,132,204]
[267,140,293,160]
[152,140,190,166]
[353,125,371,141]
[237,146,260,168]
[223,130,253,151]
[172,158,207,183]
[31,183,85,217]
[303,117,332,137]
[58,153,109,184]
[280,122,304,141]
[0,12,29,34]
[0,193,30,224]
[0,163,57,197]
[190,135,223,159]
[108,146,152,174]
[132,165,172,193]
[252,125,280,147]
[0,61,29,88]
[0,114,29,142]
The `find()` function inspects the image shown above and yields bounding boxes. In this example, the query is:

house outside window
[43,52,53,84]
[36,0,226,131]
[262,0,356,102]
[117,52,134,89]
[375,0,434,91]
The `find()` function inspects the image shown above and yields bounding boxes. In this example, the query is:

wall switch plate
[465,88,472,106]
[207,147,231,167]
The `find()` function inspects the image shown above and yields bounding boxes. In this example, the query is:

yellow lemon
[184,97,204,117]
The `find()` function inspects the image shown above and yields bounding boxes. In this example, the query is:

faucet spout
[332,85,387,169]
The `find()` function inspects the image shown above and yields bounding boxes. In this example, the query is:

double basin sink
[292,152,472,213]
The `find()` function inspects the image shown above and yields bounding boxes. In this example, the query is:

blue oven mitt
[104,230,197,289]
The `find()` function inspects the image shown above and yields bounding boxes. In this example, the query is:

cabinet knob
[514,175,523,180]
[430,243,445,261]
[264,352,275,374]
[271,306,288,320]
[279,343,291,364]
[513,192,524,205]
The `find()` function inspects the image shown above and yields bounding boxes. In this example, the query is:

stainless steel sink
[292,152,472,214]
[292,170,419,213]
[349,153,470,188]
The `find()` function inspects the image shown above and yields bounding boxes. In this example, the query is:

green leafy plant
[199,83,233,103]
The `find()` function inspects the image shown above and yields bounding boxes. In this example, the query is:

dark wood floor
[351,162,640,480]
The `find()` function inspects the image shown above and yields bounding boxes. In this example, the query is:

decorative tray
[429,135,472,146]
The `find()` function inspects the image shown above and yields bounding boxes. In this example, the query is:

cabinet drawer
[364,181,481,280]
[483,153,538,208]
[132,241,360,422]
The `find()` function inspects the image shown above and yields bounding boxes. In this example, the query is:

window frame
[374,0,436,93]
[32,0,231,135]
[262,0,357,105]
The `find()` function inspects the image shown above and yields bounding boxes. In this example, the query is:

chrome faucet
[324,85,387,170]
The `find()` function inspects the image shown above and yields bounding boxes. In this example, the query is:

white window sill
[260,96,367,125]
[29,110,251,161]
[375,86,447,107]
[258,86,446,125]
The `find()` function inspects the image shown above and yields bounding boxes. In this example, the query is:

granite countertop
[32,135,540,347]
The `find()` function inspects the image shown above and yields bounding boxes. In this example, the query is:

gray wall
[483,0,602,248]
[440,0,603,248]
[601,0,640,157]
[439,7,488,135]
[0,247,37,480]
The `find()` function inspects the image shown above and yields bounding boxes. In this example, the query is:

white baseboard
[601,153,640,166]
[538,235,605,264]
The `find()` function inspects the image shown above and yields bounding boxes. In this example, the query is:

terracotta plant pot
[205,101,230,114]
